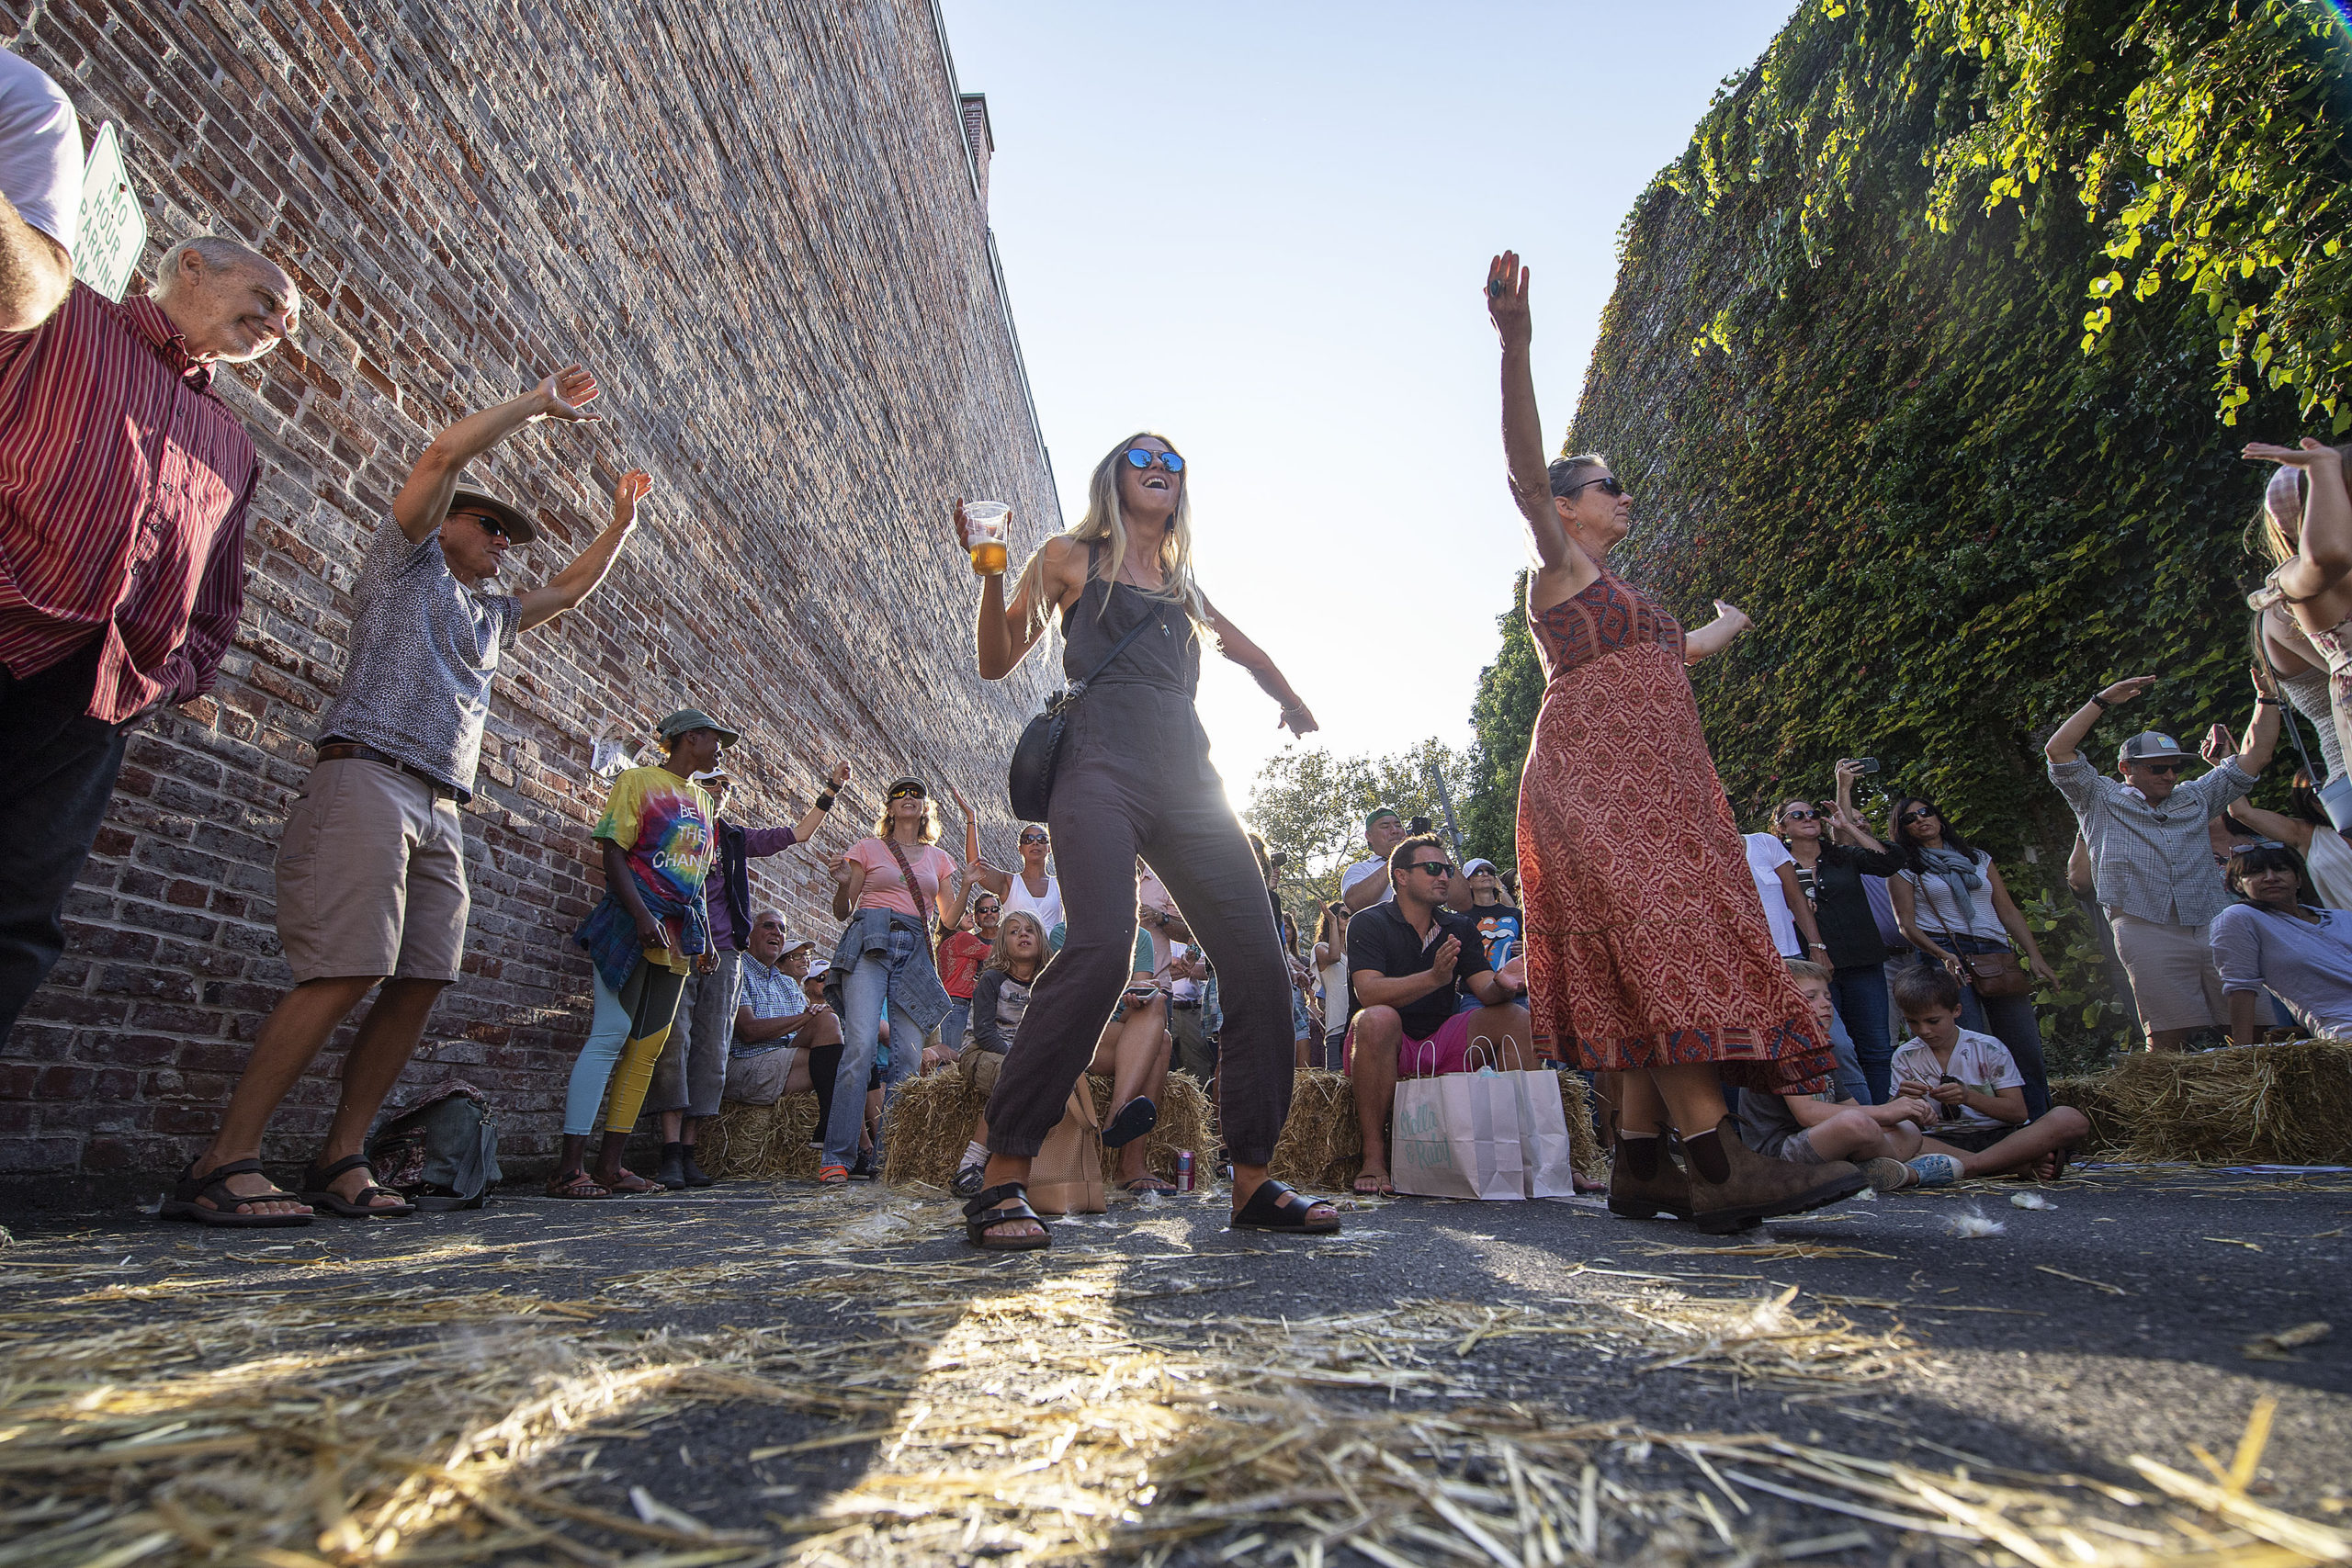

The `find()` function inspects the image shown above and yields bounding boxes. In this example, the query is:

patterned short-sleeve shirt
[1890,1028,2023,1131]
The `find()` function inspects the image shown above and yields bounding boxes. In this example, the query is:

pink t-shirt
[845,838,958,920]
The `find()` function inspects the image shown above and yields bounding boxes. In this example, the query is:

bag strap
[880,836,937,942]
[1914,861,2002,977]
[1065,540,1168,695]
[2251,605,2324,785]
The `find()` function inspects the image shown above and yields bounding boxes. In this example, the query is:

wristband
[2256,697,2280,706]
[2086,693,2109,710]
[1807,941,1827,950]
[815,791,835,811]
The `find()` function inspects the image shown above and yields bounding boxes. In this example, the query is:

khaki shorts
[723,1044,800,1106]
[275,758,468,984]
[959,1046,1004,1098]
[2108,910,2226,1033]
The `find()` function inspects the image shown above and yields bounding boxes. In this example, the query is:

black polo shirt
[1347,899,1494,1041]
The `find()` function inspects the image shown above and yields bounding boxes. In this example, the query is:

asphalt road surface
[3,1164,2345,1564]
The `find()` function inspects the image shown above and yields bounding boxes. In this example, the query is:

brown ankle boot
[1607,1135,1692,1220]
[1689,1117,1866,1235]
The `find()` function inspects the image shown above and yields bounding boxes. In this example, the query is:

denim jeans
[1831,962,1893,1103]
[940,997,972,1056]
[1909,940,2052,1119]
[827,929,921,1168]
[1823,994,1871,1105]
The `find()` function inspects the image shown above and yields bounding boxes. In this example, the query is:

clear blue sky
[937,2,1798,806]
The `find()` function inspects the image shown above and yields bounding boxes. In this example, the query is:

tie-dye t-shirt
[595,766,717,948]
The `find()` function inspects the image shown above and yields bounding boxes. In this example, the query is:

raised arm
[790,761,851,844]
[2238,660,2282,778]
[2247,441,2352,611]
[2045,674,2156,766]
[518,468,648,631]
[1487,252,1589,600]
[964,513,1082,681]
[0,192,69,332]
[0,54,78,332]
[1204,598,1317,735]
[391,367,602,543]
[1682,599,1753,665]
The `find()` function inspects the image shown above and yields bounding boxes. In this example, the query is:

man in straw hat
[2045,669,2280,1052]
[167,368,651,1224]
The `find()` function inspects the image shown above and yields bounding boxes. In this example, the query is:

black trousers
[984,684,1295,1165]
[0,641,134,1042]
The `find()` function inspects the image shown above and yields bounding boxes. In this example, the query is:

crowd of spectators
[10,43,2352,1230]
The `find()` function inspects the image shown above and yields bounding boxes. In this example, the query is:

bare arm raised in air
[1487,252,1596,607]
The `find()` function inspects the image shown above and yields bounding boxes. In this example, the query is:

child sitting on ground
[1738,961,1937,1190]
[951,913,1047,1197]
[1888,965,2088,1182]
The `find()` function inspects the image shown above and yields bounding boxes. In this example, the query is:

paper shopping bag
[1028,1082,1105,1215]
[1505,1069,1577,1198]
[1391,1071,1524,1201]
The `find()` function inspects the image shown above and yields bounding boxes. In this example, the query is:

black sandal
[1103,1096,1158,1149]
[160,1158,313,1227]
[1231,1179,1340,1235]
[963,1182,1051,1252]
[300,1155,417,1218]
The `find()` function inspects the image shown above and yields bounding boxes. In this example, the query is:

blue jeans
[941,997,972,1056]
[1914,939,2052,1119]
[1831,962,1893,1103]
[826,930,921,1169]
[1823,994,1870,1106]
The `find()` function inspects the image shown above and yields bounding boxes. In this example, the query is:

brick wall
[0,0,1058,1200]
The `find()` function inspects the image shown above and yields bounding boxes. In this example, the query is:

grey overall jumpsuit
[983,545,1295,1164]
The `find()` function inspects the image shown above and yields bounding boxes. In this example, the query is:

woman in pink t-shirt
[819,776,969,1181]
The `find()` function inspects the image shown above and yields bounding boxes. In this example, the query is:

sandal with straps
[301,1155,417,1218]
[963,1182,1051,1252]
[1231,1178,1340,1235]
[160,1158,313,1227]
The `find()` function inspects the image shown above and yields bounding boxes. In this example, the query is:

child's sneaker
[1860,1156,1917,1192]
[1906,1153,1962,1187]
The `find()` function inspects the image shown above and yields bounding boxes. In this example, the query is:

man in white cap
[168,371,650,1224]
[2045,670,2280,1050]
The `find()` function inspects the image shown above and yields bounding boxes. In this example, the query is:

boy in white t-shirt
[1888,966,2088,1182]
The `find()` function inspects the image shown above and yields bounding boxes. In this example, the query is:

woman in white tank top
[2246,443,2352,823]
[967,815,1065,950]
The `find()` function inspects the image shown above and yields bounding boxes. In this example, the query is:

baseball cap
[659,707,741,747]
[805,956,831,978]
[447,486,537,545]
[1365,806,1401,832]
[2117,731,2193,766]
[1463,858,1498,877]
[780,936,815,956]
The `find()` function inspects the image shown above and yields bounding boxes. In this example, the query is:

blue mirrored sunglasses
[1122,447,1184,474]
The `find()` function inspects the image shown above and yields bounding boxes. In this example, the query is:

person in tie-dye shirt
[555,707,731,1198]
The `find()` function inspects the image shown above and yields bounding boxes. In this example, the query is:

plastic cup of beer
[965,501,1010,575]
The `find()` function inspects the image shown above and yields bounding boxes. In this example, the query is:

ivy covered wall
[1457,0,2348,1056]
[1464,0,2347,873]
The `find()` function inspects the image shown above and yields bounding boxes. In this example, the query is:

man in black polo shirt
[1343,834,1532,1196]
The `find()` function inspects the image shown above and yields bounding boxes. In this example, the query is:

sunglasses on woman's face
[1782,808,1819,821]
[888,783,926,801]
[1900,807,1939,825]
[1019,830,1047,845]
[1561,474,1625,499]
[1122,447,1185,474]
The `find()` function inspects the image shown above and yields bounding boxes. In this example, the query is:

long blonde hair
[1011,432,1209,637]
[987,910,1047,976]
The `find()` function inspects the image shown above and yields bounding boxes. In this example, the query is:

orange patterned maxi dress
[1516,569,1833,1092]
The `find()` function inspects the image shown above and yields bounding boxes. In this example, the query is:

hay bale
[878,1063,1221,1189]
[2046,1074,2128,1157]
[701,1092,821,1180]
[1270,1067,1606,1190]
[1090,1069,1216,1184]
[2098,1041,2352,1166]
[1268,1068,1361,1190]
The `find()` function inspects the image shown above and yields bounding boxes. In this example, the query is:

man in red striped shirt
[0,234,296,1039]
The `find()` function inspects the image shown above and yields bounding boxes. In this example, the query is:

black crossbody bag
[1007,605,1163,823]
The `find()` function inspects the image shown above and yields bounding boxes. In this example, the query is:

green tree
[1244,740,1480,915]
[1461,571,1545,870]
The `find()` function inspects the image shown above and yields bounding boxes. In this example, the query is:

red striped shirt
[0,281,254,722]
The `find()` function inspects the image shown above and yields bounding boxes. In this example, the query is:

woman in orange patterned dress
[1486,252,1865,1234]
